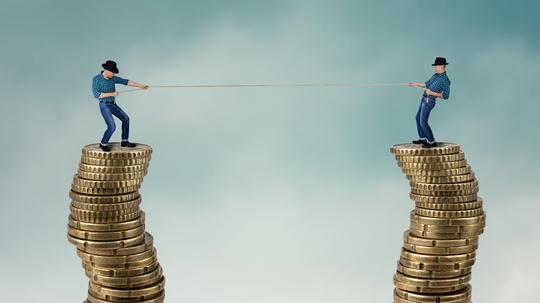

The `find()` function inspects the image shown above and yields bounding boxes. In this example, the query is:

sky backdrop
[1,1,539,302]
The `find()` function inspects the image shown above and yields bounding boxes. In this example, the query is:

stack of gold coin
[389,143,485,303]
[67,143,165,303]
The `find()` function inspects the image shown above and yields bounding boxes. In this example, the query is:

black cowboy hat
[432,57,448,66]
[102,60,119,73]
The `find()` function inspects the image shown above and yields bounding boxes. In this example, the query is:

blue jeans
[99,103,130,145]
[415,97,436,143]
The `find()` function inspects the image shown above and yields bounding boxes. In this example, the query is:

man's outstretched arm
[408,82,426,88]
[127,80,149,90]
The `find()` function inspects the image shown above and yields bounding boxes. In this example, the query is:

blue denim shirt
[92,72,129,103]
[423,71,451,101]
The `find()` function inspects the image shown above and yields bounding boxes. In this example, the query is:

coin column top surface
[82,143,153,159]
[390,142,461,156]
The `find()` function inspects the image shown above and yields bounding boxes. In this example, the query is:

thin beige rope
[118,82,421,93]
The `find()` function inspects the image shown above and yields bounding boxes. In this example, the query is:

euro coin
[415,200,483,211]
[397,262,472,279]
[80,232,153,256]
[68,233,145,250]
[401,166,472,177]
[394,284,471,303]
[81,156,150,166]
[390,143,461,156]
[88,276,165,298]
[399,160,467,170]
[77,170,147,181]
[407,173,475,184]
[69,191,140,204]
[79,163,148,174]
[81,143,152,159]
[71,196,142,211]
[86,264,163,289]
[415,208,484,218]
[86,290,164,303]
[396,152,465,163]
[409,193,478,204]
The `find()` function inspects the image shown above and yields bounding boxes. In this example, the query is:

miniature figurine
[408,57,451,148]
[92,60,149,152]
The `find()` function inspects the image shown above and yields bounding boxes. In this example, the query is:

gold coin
[396,152,465,163]
[68,213,146,232]
[70,205,140,219]
[410,211,486,225]
[84,258,160,277]
[89,276,165,298]
[402,242,478,255]
[81,156,151,166]
[411,188,478,197]
[80,249,155,267]
[401,249,476,263]
[410,180,478,191]
[77,170,148,181]
[409,193,478,203]
[69,191,140,204]
[73,176,143,189]
[399,160,467,170]
[402,166,472,177]
[409,222,485,233]
[79,232,154,256]
[415,200,483,211]
[394,292,471,303]
[397,262,472,279]
[395,272,471,288]
[415,208,485,219]
[79,248,155,266]
[399,257,476,271]
[86,264,163,289]
[70,211,141,224]
[81,143,152,159]
[83,256,157,272]
[403,231,478,248]
[68,233,145,250]
[408,228,484,239]
[69,212,141,225]
[394,278,468,294]
[408,173,475,184]
[70,209,140,223]
[394,284,471,303]
[71,184,140,195]
[86,289,164,303]
[79,163,148,174]
[390,143,461,156]
[71,197,142,211]
[68,224,145,241]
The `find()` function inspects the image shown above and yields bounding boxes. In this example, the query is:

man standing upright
[408,57,451,148]
[92,60,149,152]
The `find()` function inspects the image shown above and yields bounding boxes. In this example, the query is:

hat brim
[432,63,449,66]
[102,64,119,73]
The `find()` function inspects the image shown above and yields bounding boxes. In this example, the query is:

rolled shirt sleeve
[92,76,101,99]
[441,80,450,99]
[113,76,129,85]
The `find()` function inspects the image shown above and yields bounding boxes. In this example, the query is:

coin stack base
[67,143,165,303]
[390,142,485,303]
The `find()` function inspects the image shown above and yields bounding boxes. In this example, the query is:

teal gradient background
[1,1,538,302]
